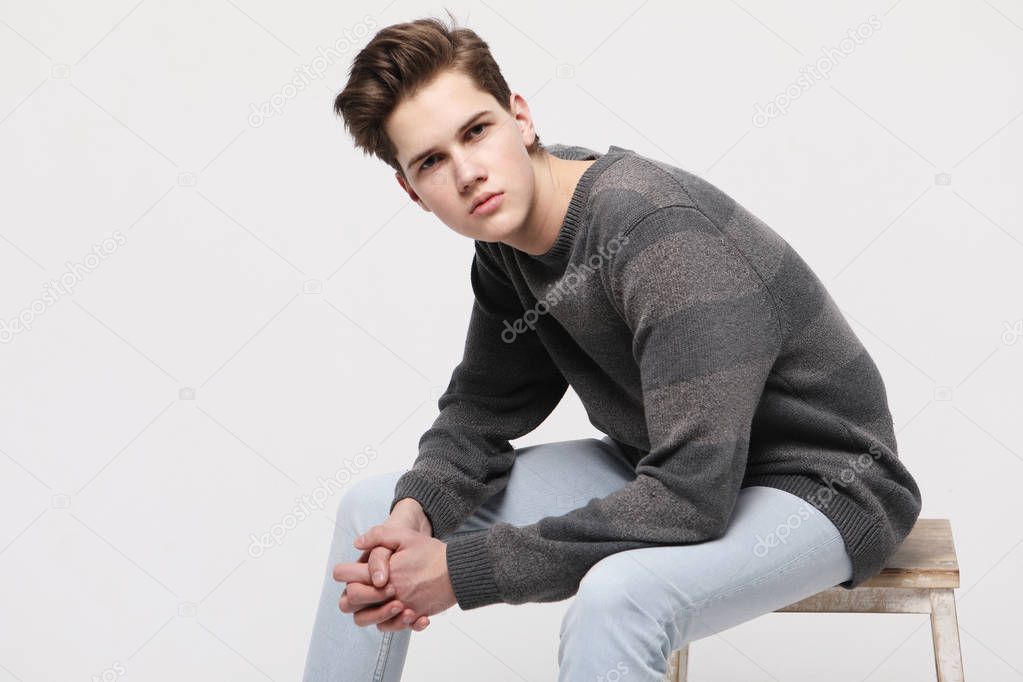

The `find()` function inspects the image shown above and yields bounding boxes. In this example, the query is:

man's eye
[420,124,488,172]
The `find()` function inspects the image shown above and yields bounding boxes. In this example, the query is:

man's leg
[557,484,854,681]
[302,436,637,681]
[302,469,408,682]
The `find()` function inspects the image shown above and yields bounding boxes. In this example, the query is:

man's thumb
[369,545,391,587]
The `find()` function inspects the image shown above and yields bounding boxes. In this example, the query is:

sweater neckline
[528,144,631,269]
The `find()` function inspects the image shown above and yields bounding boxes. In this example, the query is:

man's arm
[389,240,570,539]
[442,206,788,610]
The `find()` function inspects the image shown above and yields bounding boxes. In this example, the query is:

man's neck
[501,151,594,257]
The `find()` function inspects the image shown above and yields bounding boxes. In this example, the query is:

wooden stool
[665,518,963,681]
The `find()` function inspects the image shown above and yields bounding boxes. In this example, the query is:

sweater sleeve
[388,241,570,539]
[444,206,788,610]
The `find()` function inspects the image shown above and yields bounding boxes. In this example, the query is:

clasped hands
[333,498,457,632]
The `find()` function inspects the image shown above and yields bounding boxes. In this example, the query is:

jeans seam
[689,535,843,612]
[372,631,392,682]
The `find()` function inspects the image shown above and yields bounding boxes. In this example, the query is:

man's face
[385,69,538,242]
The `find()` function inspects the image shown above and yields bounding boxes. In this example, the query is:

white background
[1,1,1020,680]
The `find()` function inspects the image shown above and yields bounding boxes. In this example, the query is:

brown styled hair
[334,9,543,179]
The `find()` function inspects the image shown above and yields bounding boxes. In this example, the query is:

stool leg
[929,589,965,682]
[666,645,689,682]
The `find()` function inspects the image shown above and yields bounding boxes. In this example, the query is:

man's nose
[454,153,486,191]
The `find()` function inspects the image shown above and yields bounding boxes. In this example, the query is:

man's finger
[377,608,432,633]
[354,525,408,552]
[339,581,395,613]
[333,560,371,584]
[353,598,406,628]
[368,545,391,587]
[376,611,408,632]
[377,608,413,632]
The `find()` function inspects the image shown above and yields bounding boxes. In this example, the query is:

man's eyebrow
[405,110,492,172]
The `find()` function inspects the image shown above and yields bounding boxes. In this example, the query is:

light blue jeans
[302,436,853,681]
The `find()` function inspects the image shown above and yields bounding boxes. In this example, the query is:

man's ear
[394,171,431,213]
[509,92,537,148]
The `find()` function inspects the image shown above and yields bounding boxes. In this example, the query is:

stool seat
[843,518,959,589]
[666,518,964,681]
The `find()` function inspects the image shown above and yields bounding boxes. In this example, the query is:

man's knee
[571,552,691,626]
[335,471,402,534]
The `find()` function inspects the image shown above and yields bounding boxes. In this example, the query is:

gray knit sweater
[389,143,922,610]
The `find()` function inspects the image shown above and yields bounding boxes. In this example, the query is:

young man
[303,15,923,681]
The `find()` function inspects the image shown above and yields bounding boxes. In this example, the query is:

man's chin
[454,226,511,244]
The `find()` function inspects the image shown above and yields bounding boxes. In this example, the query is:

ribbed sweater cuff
[445,530,502,610]
[389,471,462,539]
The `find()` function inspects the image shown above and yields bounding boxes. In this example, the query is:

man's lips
[471,192,503,214]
